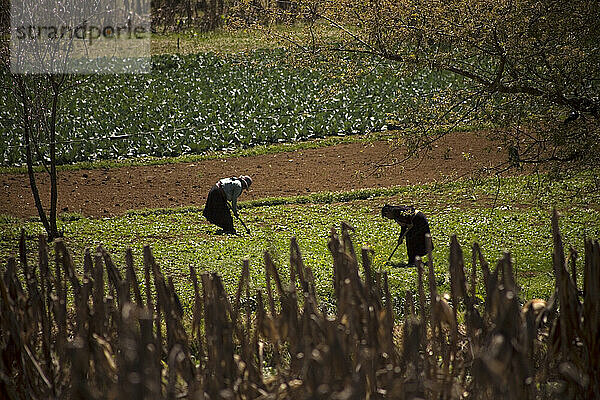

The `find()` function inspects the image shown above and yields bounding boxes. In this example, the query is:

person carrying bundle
[381,204,433,267]
[203,175,252,234]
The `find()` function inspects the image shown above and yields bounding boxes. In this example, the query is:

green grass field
[150,24,347,55]
[2,170,598,315]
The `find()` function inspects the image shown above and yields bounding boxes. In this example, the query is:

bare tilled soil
[0,131,505,218]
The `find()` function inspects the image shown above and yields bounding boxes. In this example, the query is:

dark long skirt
[405,211,432,264]
[203,185,234,232]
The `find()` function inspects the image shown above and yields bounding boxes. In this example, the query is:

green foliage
[303,0,600,167]
[2,171,598,315]
[0,50,464,166]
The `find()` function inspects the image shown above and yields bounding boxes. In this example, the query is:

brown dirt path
[0,131,504,219]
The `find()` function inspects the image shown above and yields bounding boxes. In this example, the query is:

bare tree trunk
[15,74,61,242]
[208,0,217,30]
[186,0,193,26]
[16,76,53,239]
[49,76,63,240]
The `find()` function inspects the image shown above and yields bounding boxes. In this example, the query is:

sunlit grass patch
[150,23,346,55]
[1,171,599,316]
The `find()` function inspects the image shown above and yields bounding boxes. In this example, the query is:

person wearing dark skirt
[203,175,252,234]
[381,204,433,266]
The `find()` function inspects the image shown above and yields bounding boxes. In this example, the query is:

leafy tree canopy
[267,0,600,170]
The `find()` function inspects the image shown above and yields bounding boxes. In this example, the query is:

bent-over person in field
[381,204,433,267]
[203,175,252,234]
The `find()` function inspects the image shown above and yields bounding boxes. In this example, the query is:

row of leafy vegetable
[1,49,462,165]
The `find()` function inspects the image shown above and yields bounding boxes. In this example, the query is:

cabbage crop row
[0,50,461,165]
